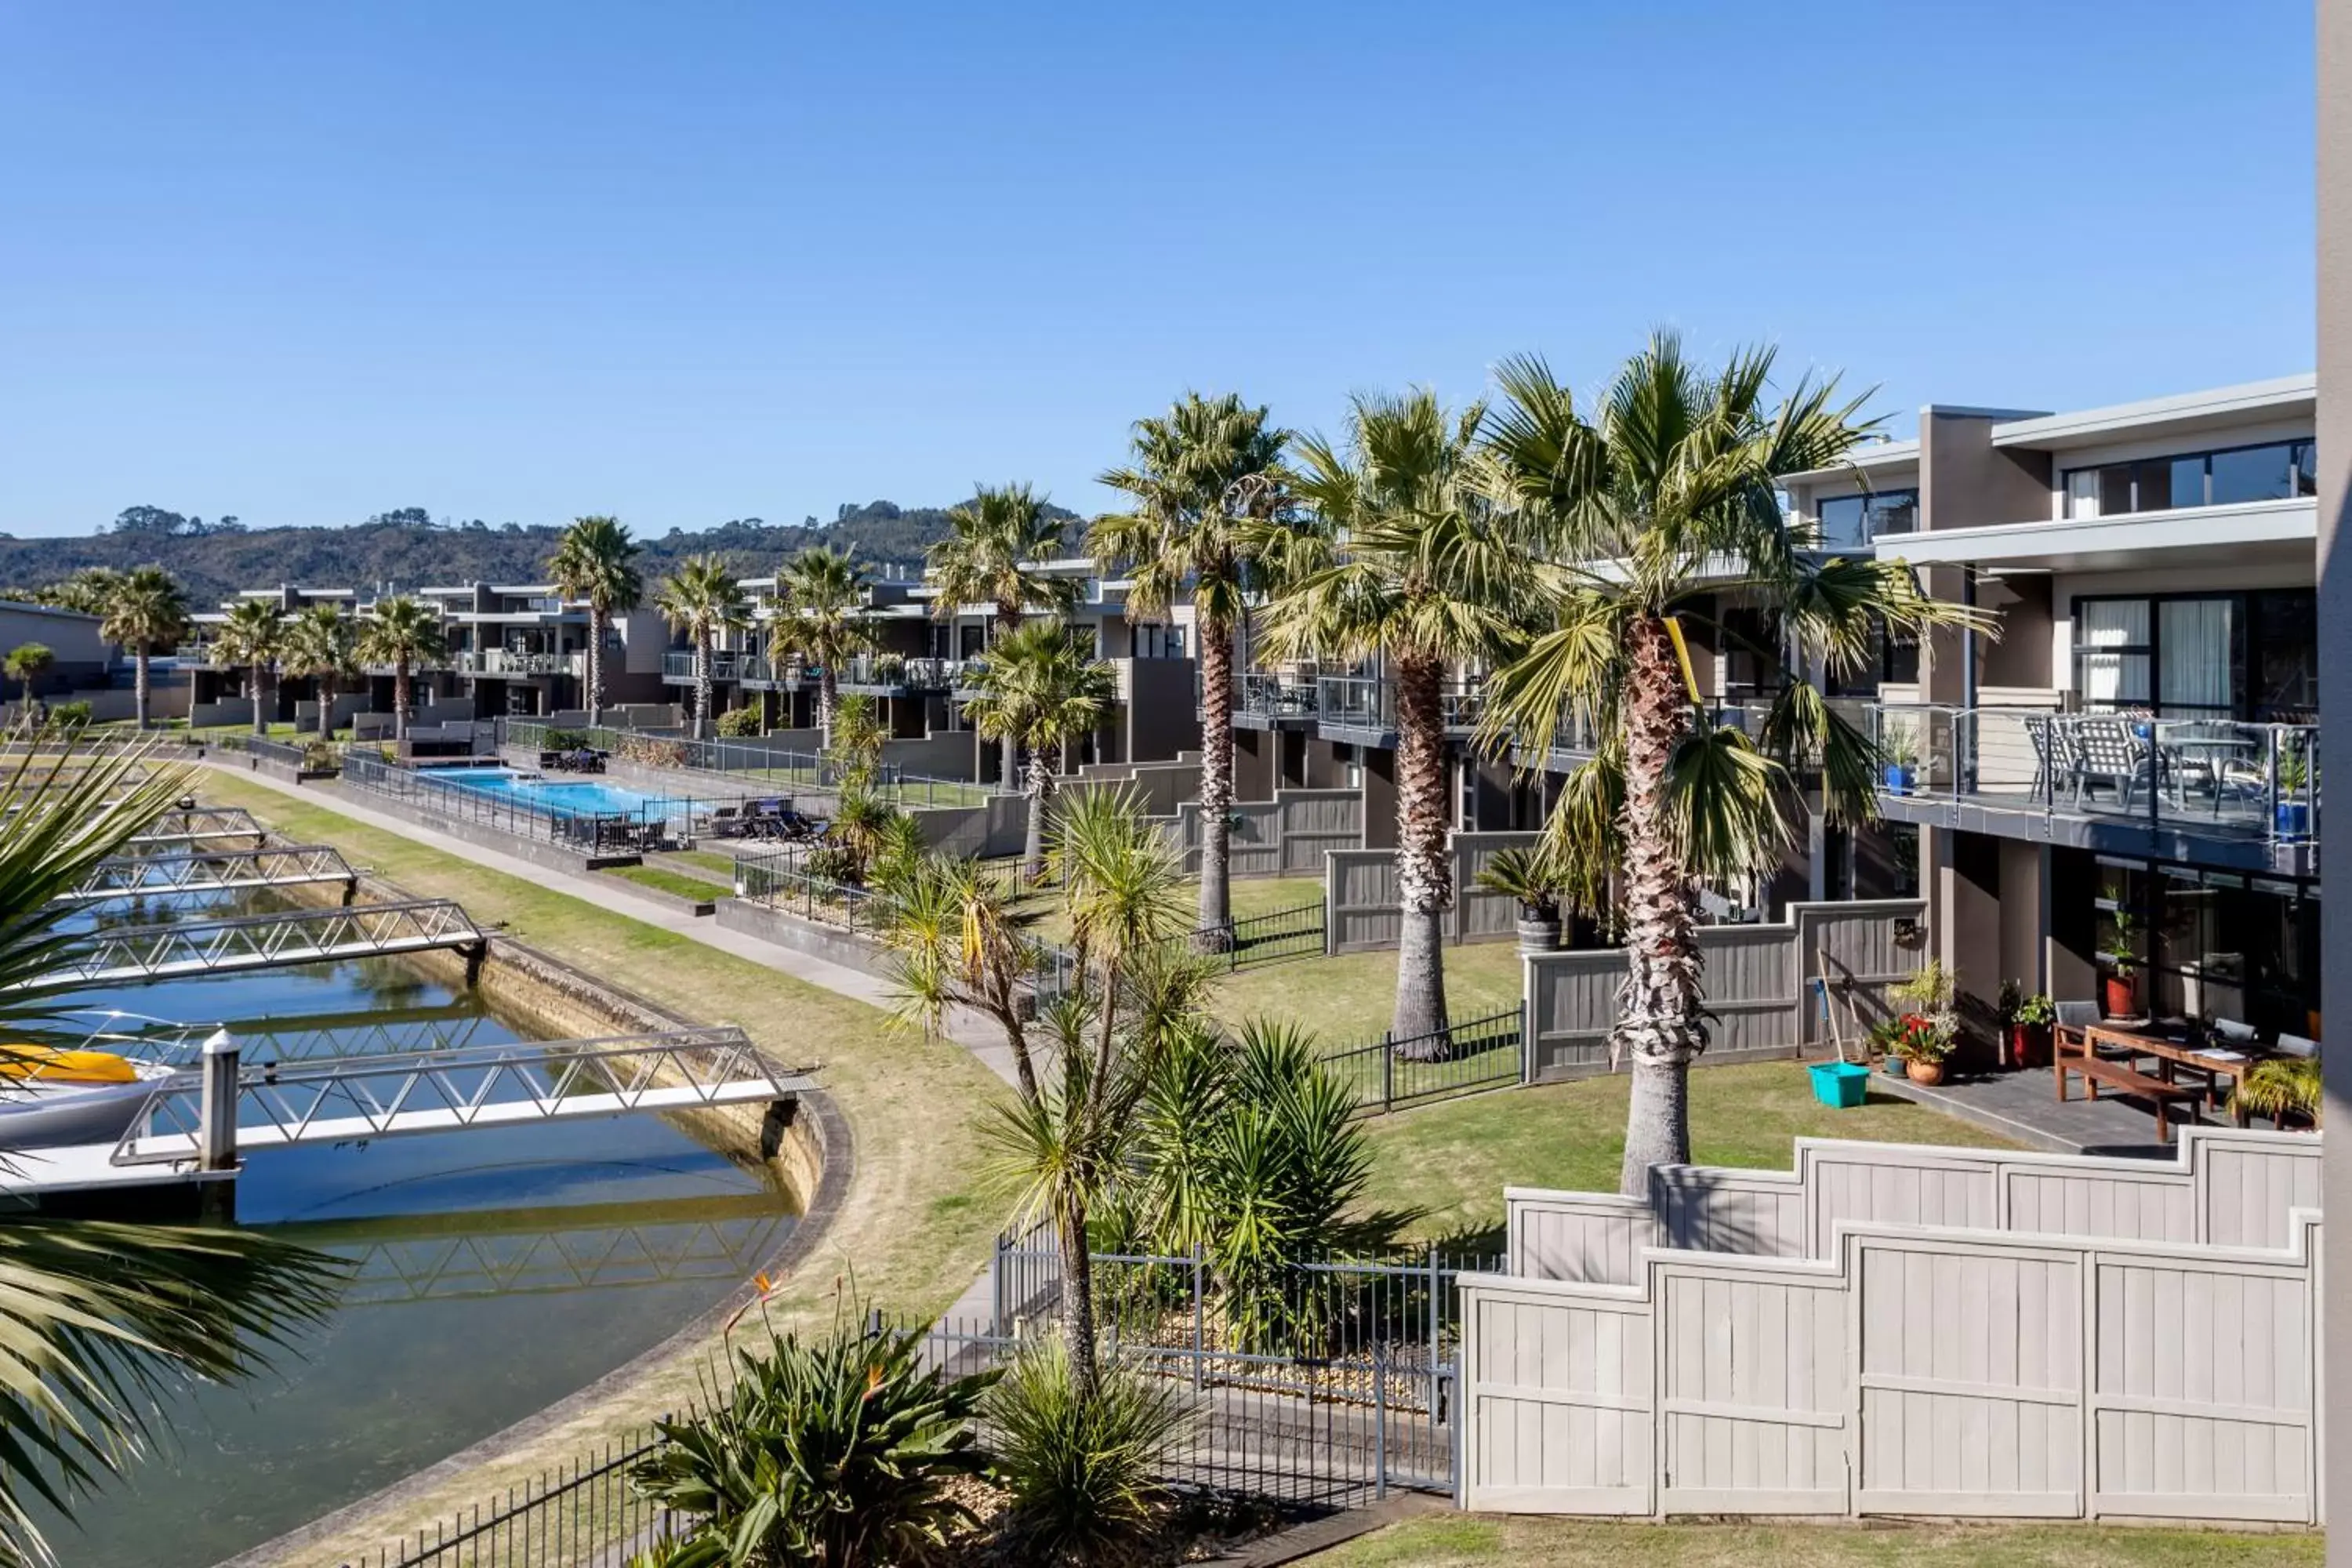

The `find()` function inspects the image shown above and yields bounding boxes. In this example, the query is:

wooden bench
[2056,1051,2199,1142]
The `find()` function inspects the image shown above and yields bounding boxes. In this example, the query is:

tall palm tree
[547,515,642,728]
[35,568,122,616]
[655,555,748,742]
[3,644,53,728]
[1255,390,1531,1048]
[1477,336,1994,1192]
[0,737,340,1566]
[929,484,1073,789]
[285,604,360,738]
[775,544,872,754]
[961,619,1115,882]
[1090,392,1292,947]
[354,595,448,742]
[96,566,187,731]
[212,601,285,737]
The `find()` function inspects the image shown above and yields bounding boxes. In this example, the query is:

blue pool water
[434,766,689,820]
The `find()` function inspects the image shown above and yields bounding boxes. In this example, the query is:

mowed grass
[1354,1062,2018,1251]
[1319,1514,2317,1568]
[1016,873,1326,950]
[1210,939,1524,1043]
[604,862,729,902]
[192,770,1007,1563]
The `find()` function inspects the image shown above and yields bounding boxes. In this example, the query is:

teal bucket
[1809,1060,1872,1109]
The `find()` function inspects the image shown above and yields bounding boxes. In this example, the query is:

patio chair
[709,804,748,840]
[2053,999,2100,1057]
[2274,1033,2319,1059]
[2071,719,2155,811]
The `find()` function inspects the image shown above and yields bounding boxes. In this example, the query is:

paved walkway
[203,763,1022,1087]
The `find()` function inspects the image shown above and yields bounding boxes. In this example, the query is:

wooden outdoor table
[2077,1022,2263,1127]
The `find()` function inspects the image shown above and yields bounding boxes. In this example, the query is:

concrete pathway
[204,762,1024,1089]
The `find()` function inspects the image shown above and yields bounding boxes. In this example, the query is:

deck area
[1874,1062,2186,1156]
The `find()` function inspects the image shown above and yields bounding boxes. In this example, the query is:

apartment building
[668,557,1201,779]
[1781,374,2321,1038]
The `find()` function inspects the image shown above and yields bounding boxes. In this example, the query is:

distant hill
[0,499,1082,608]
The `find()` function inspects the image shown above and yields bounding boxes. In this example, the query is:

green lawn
[1319,1515,2316,1568]
[664,848,745,879]
[1210,940,1524,1044]
[1354,1062,2016,1252]
[604,862,730,902]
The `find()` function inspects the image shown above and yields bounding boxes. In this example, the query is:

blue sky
[0,0,2316,539]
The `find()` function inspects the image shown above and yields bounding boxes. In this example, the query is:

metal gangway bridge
[120,807,268,852]
[32,899,488,988]
[1,1025,804,1197]
[60,843,358,905]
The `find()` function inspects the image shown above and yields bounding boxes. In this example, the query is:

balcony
[459,649,582,677]
[1871,702,2320,873]
[1210,672,1321,728]
[1313,675,1487,742]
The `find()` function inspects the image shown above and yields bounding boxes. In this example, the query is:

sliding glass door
[2073,590,2305,719]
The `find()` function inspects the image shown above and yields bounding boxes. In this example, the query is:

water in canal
[24,891,796,1568]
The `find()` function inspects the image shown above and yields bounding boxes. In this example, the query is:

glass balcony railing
[1311,675,1488,734]
[1870,702,2320,848]
[460,649,583,677]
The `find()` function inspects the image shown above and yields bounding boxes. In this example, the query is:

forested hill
[0,499,1081,608]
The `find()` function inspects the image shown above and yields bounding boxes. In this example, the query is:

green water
[28,931,797,1568]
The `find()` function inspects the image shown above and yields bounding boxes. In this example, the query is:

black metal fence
[1319,1006,1526,1116]
[503,719,1001,811]
[734,849,887,934]
[1215,899,1327,970]
[343,1424,673,1567]
[340,749,746,854]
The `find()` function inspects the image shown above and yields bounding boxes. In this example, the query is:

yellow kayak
[0,1046,143,1085]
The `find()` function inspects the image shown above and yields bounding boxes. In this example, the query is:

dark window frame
[2063,436,2319,517]
[2093,855,2320,1037]
[2071,588,2313,721]
[1814,486,1920,550]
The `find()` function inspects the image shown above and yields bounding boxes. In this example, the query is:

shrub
[716,706,762,738]
[628,1311,996,1568]
[46,701,92,731]
[984,1337,1191,1566]
[546,727,590,750]
[2238,1056,2321,1125]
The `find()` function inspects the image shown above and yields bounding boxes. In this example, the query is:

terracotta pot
[1906,1058,1947,1086]
[2101,975,2137,1018]
[2008,1023,2051,1070]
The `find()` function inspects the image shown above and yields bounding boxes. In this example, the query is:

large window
[1816,488,1918,550]
[2064,439,2318,519]
[2096,859,2319,1038]
[2072,590,2313,720]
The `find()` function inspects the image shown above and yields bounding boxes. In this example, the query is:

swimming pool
[431,767,691,822]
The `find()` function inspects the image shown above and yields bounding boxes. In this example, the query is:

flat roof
[1988,373,2315,451]
[0,599,100,624]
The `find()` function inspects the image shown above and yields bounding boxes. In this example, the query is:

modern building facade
[1781,375,2321,1039]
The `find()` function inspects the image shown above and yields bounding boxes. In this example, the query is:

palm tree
[354,595,447,742]
[655,555,748,742]
[96,567,188,731]
[961,619,1115,882]
[1477,336,1994,1192]
[2,644,53,728]
[35,567,122,616]
[547,515,642,728]
[1255,389,1531,1049]
[212,601,285,737]
[775,544,872,753]
[929,484,1073,789]
[0,736,340,1566]
[1091,392,1291,947]
[284,604,360,738]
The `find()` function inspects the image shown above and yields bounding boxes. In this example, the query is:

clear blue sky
[0,0,2316,539]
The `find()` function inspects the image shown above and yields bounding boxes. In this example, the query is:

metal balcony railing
[460,649,583,677]
[1870,702,2321,848]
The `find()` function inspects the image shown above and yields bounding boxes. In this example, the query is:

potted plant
[1889,960,1960,1084]
[2101,906,2140,1018]
[1892,1012,1955,1085]
[1881,722,1920,796]
[2274,743,2314,840]
[1998,981,2057,1070]
[1474,844,1566,955]
[2237,1055,2321,1130]
[1866,1015,1908,1077]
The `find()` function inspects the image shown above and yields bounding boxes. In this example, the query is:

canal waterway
[25,890,796,1568]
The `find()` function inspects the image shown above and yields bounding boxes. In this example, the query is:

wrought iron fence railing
[1319,1005,1526,1116]
[340,747,753,853]
[341,1423,673,1568]
[503,720,1001,809]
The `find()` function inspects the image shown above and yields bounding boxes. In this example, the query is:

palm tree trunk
[1615,615,1705,1195]
[1022,743,1053,883]
[1194,614,1235,951]
[818,668,838,756]
[996,598,1022,792]
[394,662,412,742]
[1390,654,1453,1054]
[1058,1205,1098,1399]
[318,675,337,737]
[695,637,713,742]
[586,596,605,728]
[250,662,268,737]
[132,645,151,731]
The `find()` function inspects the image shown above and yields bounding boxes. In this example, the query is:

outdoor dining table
[2071,1021,2266,1127]
[2159,735,2259,812]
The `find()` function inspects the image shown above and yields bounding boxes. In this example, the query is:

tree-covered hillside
[0,499,1080,608]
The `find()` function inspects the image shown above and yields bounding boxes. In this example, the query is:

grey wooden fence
[1461,1128,2325,1525]
[1327,831,1537,952]
[1155,788,1364,879]
[1523,898,1926,1077]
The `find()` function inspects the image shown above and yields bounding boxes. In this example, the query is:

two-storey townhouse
[1783,374,2321,1040]
[421,582,668,718]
